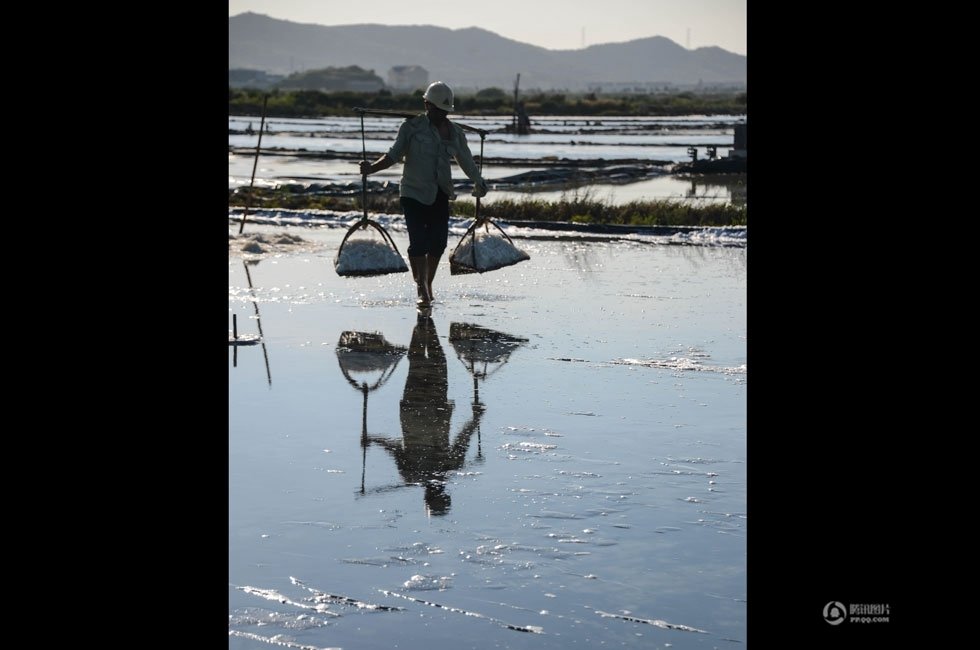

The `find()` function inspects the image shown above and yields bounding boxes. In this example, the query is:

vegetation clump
[229,187,745,227]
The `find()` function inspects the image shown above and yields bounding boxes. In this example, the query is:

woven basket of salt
[450,217,530,276]
[337,108,410,278]
[335,218,409,277]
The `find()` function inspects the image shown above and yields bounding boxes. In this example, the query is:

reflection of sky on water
[230,114,744,135]
[229,224,745,648]
[229,114,746,206]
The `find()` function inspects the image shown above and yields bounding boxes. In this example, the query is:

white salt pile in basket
[453,231,530,272]
[336,239,408,276]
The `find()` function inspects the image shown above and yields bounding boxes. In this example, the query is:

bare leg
[409,256,430,305]
[425,254,441,302]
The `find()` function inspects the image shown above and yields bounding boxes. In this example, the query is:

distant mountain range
[229,12,746,92]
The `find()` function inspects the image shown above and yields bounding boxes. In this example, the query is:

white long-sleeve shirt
[385,115,483,204]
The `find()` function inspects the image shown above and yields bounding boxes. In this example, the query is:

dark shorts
[401,190,450,257]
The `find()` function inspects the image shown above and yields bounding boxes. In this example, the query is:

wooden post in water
[512,73,520,132]
[244,261,273,386]
[238,94,269,235]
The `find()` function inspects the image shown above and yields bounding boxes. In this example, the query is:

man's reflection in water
[364,316,483,516]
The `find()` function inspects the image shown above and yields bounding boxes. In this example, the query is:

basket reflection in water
[338,320,528,516]
[335,330,408,496]
[335,330,407,392]
[449,322,529,399]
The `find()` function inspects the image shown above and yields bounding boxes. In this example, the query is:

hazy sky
[228,0,747,55]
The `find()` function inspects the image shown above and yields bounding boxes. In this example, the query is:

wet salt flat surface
[229,220,746,649]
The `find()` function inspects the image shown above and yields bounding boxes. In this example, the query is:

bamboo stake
[238,94,269,235]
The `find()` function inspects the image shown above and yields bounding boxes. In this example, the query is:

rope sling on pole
[449,131,529,275]
[334,109,409,277]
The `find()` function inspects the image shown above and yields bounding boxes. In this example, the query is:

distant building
[586,81,673,94]
[275,68,385,93]
[388,66,428,93]
[229,69,285,90]
[585,80,746,95]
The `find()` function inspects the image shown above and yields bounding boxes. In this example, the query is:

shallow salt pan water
[229,222,746,649]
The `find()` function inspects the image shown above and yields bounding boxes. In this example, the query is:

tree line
[228,86,747,118]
